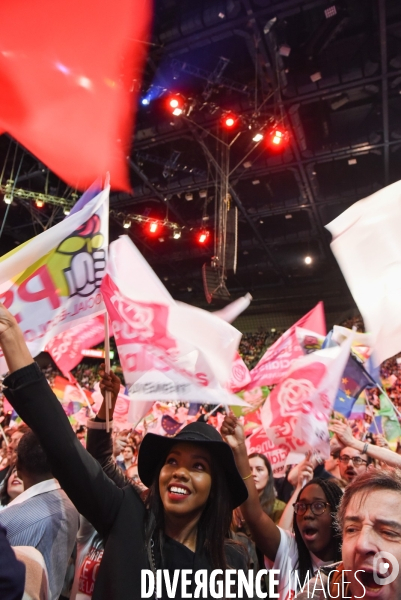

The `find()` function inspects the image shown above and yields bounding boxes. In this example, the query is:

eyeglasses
[293,501,331,516]
[338,455,367,466]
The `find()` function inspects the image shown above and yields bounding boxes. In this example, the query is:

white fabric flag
[101,236,248,406]
[0,187,108,373]
[326,180,401,363]
[212,293,252,323]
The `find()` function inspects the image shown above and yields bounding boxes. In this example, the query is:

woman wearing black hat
[0,305,250,600]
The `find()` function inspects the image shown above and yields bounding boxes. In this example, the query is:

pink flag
[260,338,352,475]
[246,427,289,478]
[246,302,326,388]
[45,315,105,376]
[229,353,252,392]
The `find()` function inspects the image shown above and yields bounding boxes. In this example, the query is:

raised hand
[329,418,355,447]
[0,303,19,339]
[221,414,246,450]
[97,364,121,421]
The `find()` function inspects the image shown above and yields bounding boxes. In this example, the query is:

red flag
[247,302,326,388]
[0,0,152,190]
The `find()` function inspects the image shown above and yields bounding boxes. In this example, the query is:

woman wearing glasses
[221,415,343,600]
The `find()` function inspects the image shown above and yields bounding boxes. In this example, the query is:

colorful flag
[0,187,109,373]
[0,0,152,190]
[246,302,326,388]
[260,338,352,475]
[101,236,248,407]
[378,394,401,446]
[51,375,92,416]
[332,356,371,418]
[348,395,367,420]
[326,179,401,363]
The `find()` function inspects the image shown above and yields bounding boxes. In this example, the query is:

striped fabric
[0,488,79,600]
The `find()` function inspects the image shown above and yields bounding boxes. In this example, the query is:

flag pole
[104,314,111,432]
[364,392,381,436]
[76,382,95,419]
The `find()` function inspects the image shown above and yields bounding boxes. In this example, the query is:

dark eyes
[165,457,206,470]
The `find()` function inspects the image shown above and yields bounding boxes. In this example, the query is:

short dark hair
[337,468,401,530]
[16,431,52,476]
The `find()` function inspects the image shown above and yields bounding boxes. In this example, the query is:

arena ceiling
[1,0,400,320]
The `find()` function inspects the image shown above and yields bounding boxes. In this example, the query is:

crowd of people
[0,305,400,600]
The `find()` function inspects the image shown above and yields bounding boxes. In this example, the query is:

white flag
[101,236,248,406]
[326,180,401,363]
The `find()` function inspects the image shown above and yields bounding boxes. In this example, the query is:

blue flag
[333,355,371,418]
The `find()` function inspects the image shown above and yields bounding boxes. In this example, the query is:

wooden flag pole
[104,314,111,432]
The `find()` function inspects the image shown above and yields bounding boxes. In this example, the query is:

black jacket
[4,363,250,600]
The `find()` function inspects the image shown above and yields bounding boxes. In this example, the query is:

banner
[260,338,352,475]
[229,353,252,393]
[246,302,326,388]
[326,180,401,363]
[0,187,109,373]
[101,236,248,407]
[0,0,152,191]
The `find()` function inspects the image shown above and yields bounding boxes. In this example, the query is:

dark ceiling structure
[1,0,401,322]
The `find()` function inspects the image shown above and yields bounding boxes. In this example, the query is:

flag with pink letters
[246,302,326,388]
[259,336,352,475]
[0,187,109,374]
[100,236,249,407]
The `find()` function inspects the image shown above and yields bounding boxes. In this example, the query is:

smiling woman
[0,302,250,600]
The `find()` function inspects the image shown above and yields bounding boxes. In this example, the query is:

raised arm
[277,458,314,530]
[86,369,139,492]
[221,415,281,561]
[330,419,401,468]
[0,304,125,537]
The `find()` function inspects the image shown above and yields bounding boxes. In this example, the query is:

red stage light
[197,230,210,244]
[148,221,160,235]
[35,199,45,208]
[222,113,237,129]
[267,127,288,149]
[166,94,185,116]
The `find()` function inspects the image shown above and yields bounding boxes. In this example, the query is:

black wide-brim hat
[138,421,248,509]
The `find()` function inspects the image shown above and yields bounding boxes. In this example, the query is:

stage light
[272,129,284,145]
[252,132,264,142]
[197,230,210,244]
[173,230,181,239]
[222,113,237,129]
[63,207,70,215]
[123,218,131,229]
[148,221,160,234]
[141,97,150,106]
[3,194,12,204]
[304,256,312,265]
[35,199,44,208]
[166,94,185,116]
[267,127,288,148]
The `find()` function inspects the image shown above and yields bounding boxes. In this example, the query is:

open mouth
[302,527,318,542]
[357,570,385,594]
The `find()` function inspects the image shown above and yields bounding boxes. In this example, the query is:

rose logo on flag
[110,292,155,339]
[277,363,327,416]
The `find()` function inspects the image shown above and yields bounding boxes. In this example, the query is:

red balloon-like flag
[0,0,152,190]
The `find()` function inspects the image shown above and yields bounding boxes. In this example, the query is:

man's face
[342,489,401,600]
[338,446,368,483]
